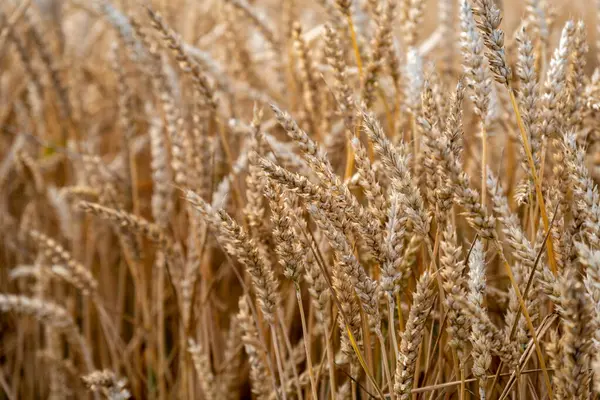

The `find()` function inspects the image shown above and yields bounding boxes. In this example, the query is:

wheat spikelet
[29,230,98,295]
[82,370,130,400]
[393,272,434,399]
[439,224,470,361]
[237,295,272,399]
[188,339,217,399]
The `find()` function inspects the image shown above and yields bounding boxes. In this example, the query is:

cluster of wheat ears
[1,0,600,399]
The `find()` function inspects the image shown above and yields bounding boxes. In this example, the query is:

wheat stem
[507,87,557,276]
[376,332,395,400]
[494,243,553,398]
[388,295,400,358]
[277,314,304,400]
[271,324,290,400]
[481,124,487,206]
[295,283,319,400]
[344,13,364,180]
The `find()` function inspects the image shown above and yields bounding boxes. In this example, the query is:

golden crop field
[1,0,599,399]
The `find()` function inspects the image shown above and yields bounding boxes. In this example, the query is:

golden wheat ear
[82,370,131,400]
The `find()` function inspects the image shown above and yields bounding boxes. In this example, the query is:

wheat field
[1,0,600,398]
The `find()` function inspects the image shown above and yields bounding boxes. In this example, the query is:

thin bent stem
[489,216,555,398]
[407,368,554,395]
[388,295,399,357]
[179,324,189,400]
[357,300,374,391]
[215,116,244,211]
[344,13,364,180]
[323,319,337,399]
[271,324,290,400]
[486,361,504,399]
[378,87,395,143]
[277,314,303,400]
[346,15,363,76]
[303,215,385,400]
[494,243,553,399]
[157,256,166,400]
[294,283,319,400]
[410,114,418,173]
[507,87,557,276]
[345,126,359,181]
[481,123,487,206]
[376,332,395,400]
[396,292,404,332]
[344,324,386,400]
[460,366,466,400]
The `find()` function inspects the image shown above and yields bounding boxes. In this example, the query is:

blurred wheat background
[1,0,600,399]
